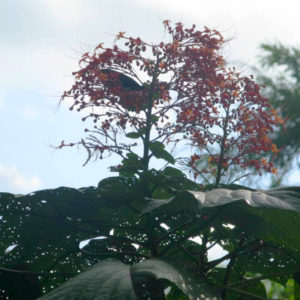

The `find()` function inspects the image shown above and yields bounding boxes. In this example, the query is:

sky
[1,0,300,194]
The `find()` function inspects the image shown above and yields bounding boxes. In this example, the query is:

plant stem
[221,235,245,299]
[142,57,161,172]
[215,107,230,187]
[142,101,153,172]
[221,257,236,299]
[199,230,208,273]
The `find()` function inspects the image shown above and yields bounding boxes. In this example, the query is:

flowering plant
[2,21,300,300]
[179,70,281,185]
[61,20,280,185]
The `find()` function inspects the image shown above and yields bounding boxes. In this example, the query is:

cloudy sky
[1,0,300,194]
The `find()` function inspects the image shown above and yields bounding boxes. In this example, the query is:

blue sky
[1,0,300,193]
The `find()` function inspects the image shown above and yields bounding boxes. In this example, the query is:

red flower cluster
[61,21,280,182]
[178,69,280,183]
[61,21,223,160]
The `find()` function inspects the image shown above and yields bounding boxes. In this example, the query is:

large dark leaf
[142,186,300,279]
[39,259,136,300]
[0,187,115,292]
[40,258,219,299]
[143,187,300,213]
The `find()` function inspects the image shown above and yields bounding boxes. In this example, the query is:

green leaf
[39,259,137,300]
[40,259,219,299]
[143,187,300,213]
[149,142,175,164]
[161,167,200,190]
[162,166,186,178]
[118,153,144,176]
[126,132,141,139]
[263,186,300,212]
[149,141,165,150]
[131,259,213,299]
[126,153,141,162]
[151,115,159,123]
[98,177,129,196]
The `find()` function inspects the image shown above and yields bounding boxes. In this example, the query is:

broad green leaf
[190,188,300,212]
[131,259,214,299]
[264,186,300,212]
[143,187,300,214]
[40,258,219,299]
[204,183,255,192]
[39,259,136,300]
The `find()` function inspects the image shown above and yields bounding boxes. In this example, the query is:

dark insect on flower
[100,69,144,91]
[99,69,146,111]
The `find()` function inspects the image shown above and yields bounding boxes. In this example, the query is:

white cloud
[0,165,42,194]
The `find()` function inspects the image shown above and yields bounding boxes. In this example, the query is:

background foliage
[254,43,300,186]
